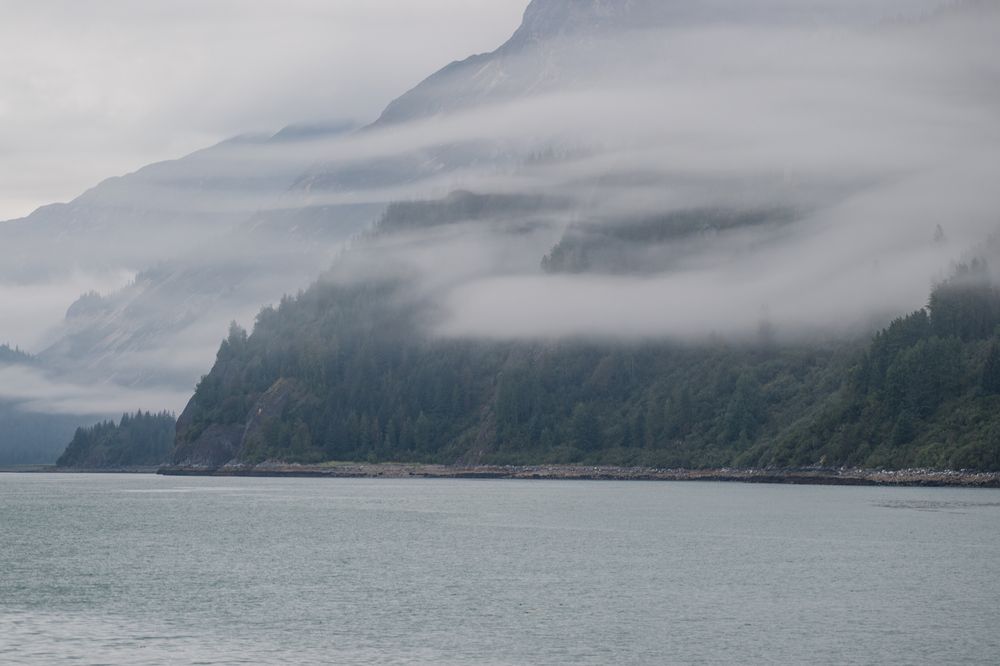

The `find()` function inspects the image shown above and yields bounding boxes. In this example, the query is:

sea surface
[1,474,999,665]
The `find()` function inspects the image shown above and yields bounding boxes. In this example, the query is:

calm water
[1,475,999,665]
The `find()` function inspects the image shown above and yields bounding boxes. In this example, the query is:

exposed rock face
[172,377,311,468]
[511,0,666,43]
[242,378,311,457]
[172,415,244,469]
[374,0,948,127]
[373,0,637,126]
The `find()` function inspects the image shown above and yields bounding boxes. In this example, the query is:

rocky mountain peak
[511,0,645,44]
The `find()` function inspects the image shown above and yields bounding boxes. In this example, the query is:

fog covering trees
[2,0,1000,465]
[174,207,1000,471]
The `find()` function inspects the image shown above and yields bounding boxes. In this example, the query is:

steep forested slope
[172,209,1000,472]
[172,280,843,469]
[775,262,1000,470]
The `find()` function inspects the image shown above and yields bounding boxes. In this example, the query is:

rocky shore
[157,462,1000,488]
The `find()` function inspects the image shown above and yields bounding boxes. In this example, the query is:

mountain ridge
[2,0,997,466]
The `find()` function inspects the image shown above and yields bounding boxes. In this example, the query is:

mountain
[374,0,948,126]
[171,211,1000,471]
[4,0,997,466]
[167,0,1000,472]
[0,122,372,464]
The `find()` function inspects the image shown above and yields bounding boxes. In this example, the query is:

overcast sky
[0,0,526,221]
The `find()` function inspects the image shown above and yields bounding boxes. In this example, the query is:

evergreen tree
[891,410,917,446]
[172,256,1000,473]
[57,411,175,468]
[983,342,1000,395]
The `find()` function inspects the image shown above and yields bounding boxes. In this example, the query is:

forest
[0,344,32,365]
[57,411,176,469]
[172,254,1000,471]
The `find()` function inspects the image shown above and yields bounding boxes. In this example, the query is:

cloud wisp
[0,0,526,221]
[2,0,999,417]
[304,4,1000,342]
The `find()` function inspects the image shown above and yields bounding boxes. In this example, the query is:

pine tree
[983,342,1000,395]
[891,410,917,446]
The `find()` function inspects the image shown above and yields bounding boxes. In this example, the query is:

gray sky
[0,0,526,221]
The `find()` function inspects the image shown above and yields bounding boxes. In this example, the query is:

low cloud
[0,271,134,350]
[313,5,1000,342]
[2,0,999,419]
[0,0,525,220]
[0,364,190,416]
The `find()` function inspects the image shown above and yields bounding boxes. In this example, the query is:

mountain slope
[171,248,1000,472]
[169,0,1000,472]
[5,0,997,465]
[171,190,1000,472]
[374,0,948,126]
[0,126,372,463]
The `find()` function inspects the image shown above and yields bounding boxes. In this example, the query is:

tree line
[174,260,1000,471]
[57,411,176,468]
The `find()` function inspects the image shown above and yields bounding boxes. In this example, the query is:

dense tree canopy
[174,260,1000,471]
[0,344,33,365]
[58,411,176,468]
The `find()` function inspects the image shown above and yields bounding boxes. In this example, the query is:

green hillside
[173,253,1000,471]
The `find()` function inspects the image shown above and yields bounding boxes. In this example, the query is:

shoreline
[5,463,997,488]
[156,463,1000,488]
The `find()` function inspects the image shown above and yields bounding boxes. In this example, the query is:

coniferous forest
[173,257,1000,472]
[57,411,176,469]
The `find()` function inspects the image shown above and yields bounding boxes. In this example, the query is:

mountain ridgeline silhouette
[159,0,1000,472]
[5,0,1000,468]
